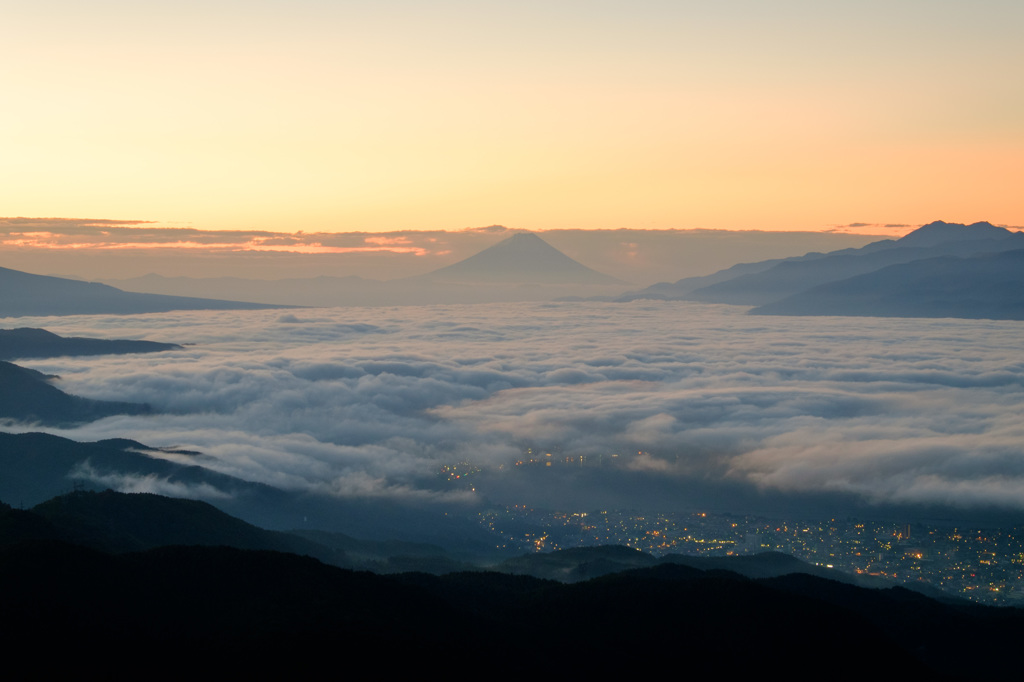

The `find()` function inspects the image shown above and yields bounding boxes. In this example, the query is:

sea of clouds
[9,301,1024,517]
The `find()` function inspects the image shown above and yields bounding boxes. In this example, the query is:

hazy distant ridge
[753,249,1024,318]
[0,265,287,317]
[620,221,1024,319]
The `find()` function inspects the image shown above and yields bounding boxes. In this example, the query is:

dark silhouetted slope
[617,256,800,300]
[0,432,498,546]
[685,244,940,305]
[661,549,837,579]
[0,361,149,426]
[31,490,337,560]
[0,500,64,547]
[497,544,658,581]
[0,432,280,513]
[291,527,470,574]
[0,327,180,359]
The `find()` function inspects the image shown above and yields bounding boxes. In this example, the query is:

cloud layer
[10,301,1024,516]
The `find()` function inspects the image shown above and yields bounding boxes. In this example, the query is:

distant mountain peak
[412,232,623,285]
[897,220,1014,247]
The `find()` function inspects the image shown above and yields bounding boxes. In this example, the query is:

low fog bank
[8,301,1024,523]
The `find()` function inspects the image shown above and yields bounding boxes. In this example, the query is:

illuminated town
[476,505,1024,605]
[436,450,1024,604]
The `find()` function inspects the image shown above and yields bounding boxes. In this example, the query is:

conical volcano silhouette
[414,232,622,285]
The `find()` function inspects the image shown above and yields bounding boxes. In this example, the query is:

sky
[4,0,1023,235]
[10,302,1024,523]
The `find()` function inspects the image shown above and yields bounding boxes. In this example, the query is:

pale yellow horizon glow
[3,1,1022,235]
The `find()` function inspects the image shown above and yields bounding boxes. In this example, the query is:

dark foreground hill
[0,489,465,575]
[0,264,286,316]
[6,491,1024,675]
[27,489,337,560]
[0,327,180,359]
[4,491,1024,676]
[5,494,1024,676]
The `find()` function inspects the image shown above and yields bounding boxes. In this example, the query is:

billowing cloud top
[10,301,1024,517]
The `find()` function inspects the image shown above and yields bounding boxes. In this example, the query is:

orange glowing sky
[3,1,1022,235]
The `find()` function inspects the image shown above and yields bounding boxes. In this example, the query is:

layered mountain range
[7,224,1018,316]
[622,221,1024,319]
